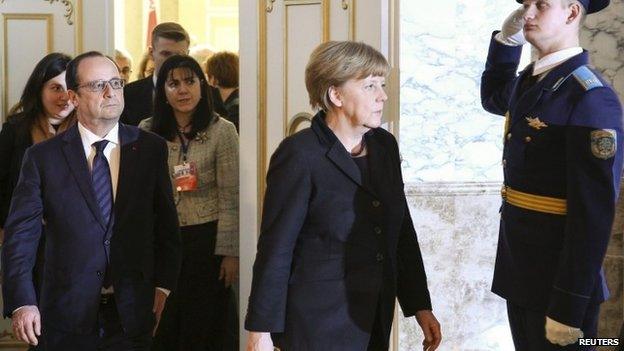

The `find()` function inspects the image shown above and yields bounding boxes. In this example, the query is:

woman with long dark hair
[0,53,75,231]
[139,55,239,351]
[0,52,74,350]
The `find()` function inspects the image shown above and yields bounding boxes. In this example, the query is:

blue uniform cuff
[547,286,591,328]
[487,31,523,66]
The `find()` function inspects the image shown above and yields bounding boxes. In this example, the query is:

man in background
[113,49,133,84]
[120,22,226,126]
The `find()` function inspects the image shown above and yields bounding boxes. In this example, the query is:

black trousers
[506,301,599,351]
[152,221,238,351]
[41,295,151,351]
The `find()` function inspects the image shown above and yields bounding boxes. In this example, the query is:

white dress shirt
[77,122,120,199]
[533,47,583,78]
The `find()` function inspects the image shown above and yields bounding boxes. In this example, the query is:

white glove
[545,317,583,346]
[495,7,527,46]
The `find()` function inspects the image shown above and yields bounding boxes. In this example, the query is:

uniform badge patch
[590,129,617,159]
[526,117,548,130]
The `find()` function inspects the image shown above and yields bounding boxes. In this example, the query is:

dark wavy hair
[8,52,72,139]
[151,55,215,141]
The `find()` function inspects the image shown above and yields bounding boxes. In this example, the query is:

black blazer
[222,88,239,132]
[245,112,432,350]
[120,75,228,126]
[120,76,154,126]
[2,123,182,336]
[0,114,33,227]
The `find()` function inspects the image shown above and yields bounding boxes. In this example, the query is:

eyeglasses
[77,78,124,92]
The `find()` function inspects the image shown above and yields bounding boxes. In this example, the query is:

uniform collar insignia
[526,117,548,130]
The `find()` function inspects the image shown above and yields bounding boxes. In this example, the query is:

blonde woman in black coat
[245,41,441,351]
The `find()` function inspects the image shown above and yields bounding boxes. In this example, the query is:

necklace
[350,138,367,157]
[177,121,192,134]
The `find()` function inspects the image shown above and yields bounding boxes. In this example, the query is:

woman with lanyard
[139,54,239,351]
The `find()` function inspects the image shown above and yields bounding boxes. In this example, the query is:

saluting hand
[496,6,527,46]
[12,305,41,346]
[415,310,442,351]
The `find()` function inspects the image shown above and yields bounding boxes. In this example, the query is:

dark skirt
[152,221,237,351]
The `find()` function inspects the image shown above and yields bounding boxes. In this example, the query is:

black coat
[2,124,182,339]
[0,114,32,227]
[120,76,154,126]
[120,75,228,126]
[245,112,432,350]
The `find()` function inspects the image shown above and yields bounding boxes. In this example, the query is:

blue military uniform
[481,29,624,349]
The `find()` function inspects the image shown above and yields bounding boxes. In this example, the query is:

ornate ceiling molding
[45,0,74,25]
[266,0,275,13]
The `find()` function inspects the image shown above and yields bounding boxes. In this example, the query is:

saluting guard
[481,0,624,349]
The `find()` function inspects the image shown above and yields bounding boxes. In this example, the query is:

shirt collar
[533,47,583,77]
[77,121,119,151]
[152,74,157,88]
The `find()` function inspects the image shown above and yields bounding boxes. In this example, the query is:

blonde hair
[305,41,390,111]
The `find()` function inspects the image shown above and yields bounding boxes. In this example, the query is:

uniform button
[181,220,187,225]
[525,136,532,142]
[376,253,384,262]
[374,227,382,234]
[506,133,512,140]
[104,240,110,245]
[172,146,178,151]
[372,200,380,207]
[502,159,507,167]
[97,271,103,277]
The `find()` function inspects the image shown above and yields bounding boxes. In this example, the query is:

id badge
[173,161,198,192]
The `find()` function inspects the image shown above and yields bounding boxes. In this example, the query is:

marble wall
[398,183,514,351]
[398,0,624,349]
[399,0,529,183]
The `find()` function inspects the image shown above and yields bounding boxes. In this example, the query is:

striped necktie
[91,140,113,226]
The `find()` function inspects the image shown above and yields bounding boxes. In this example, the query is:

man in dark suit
[120,22,225,126]
[2,51,182,350]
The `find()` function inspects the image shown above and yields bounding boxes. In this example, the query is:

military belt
[501,186,567,215]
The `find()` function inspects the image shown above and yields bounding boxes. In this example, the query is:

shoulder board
[550,65,603,91]
[571,65,603,91]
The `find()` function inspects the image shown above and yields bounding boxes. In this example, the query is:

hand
[152,289,168,336]
[246,331,274,351]
[495,7,527,46]
[415,310,442,350]
[545,317,583,346]
[220,256,239,287]
[12,305,41,346]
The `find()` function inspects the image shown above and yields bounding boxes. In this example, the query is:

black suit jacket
[120,76,154,126]
[245,112,432,350]
[0,114,33,226]
[120,75,228,126]
[2,123,182,336]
